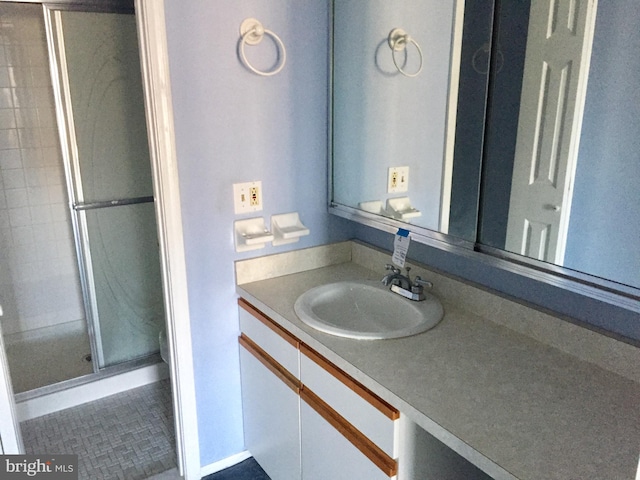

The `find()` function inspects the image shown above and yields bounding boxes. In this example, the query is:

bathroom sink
[294,280,443,340]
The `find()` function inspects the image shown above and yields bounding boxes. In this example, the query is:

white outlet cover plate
[233,181,262,214]
[387,166,409,193]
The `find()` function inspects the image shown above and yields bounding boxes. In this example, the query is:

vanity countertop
[236,258,640,480]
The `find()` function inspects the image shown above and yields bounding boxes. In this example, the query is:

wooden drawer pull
[301,344,400,420]
[239,333,301,393]
[238,298,299,348]
[301,386,398,477]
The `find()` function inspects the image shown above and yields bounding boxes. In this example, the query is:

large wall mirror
[330,0,640,302]
[331,0,490,242]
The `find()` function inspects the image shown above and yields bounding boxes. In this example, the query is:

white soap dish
[386,197,421,220]
[271,212,310,246]
[234,217,274,252]
[358,200,386,215]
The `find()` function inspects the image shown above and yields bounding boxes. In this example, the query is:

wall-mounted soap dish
[271,212,310,246]
[358,200,386,215]
[234,217,274,252]
[386,197,421,220]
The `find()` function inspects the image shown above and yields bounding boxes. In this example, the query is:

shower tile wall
[0,5,84,338]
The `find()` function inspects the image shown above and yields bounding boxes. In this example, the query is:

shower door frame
[0,0,200,478]
[44,3,158,371]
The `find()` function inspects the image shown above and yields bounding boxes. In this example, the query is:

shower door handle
[73,196,154,211]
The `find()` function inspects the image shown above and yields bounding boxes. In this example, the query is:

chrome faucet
[381,264,411,289]
[381,264,432,301]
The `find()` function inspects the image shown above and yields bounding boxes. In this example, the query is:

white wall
[162,0,354,466]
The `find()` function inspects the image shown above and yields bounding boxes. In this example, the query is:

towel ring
[471,42,504,75]
[388,28,423,78]
[239,18,286,77]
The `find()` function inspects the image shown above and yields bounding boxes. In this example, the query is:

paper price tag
[392,229,410,267]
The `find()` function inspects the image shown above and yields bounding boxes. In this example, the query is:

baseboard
[199,451,252,478]
[16,362,170,421]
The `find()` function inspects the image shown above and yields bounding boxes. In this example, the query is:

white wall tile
[15,108,38,127]
[31,223,55,242]
[13,87,36,108]
[3,168,26,188]
[0,148,21,169]
[0,67,10,88]
[0,87,14,108]
[25,167,47,187]
[11,225,33,245]
[0,20,84,335]
[0,128,19,148]
[0,108,16,128]
[19,128,41,148]
[20,147,43,166]
[8,207,31,229]
[5,188,28,208]
[30,204,51,224]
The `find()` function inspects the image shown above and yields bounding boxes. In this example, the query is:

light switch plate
[388,167,409,193]
[233,181,262,214]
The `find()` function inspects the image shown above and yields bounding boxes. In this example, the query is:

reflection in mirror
[331,0,482,240]
[480,1,640,291]
[448,2,495,240]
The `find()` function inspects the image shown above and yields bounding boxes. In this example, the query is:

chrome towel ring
[239,18,286,77]
[388,28,423,78]
[471,42,504,75]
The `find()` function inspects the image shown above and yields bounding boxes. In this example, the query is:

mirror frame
[328,0,640,323]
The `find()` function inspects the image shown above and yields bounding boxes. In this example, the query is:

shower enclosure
[0,2,164,395]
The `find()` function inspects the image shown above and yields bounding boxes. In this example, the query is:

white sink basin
[294,280,443,340]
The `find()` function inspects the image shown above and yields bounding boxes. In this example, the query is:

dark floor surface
[202,458,270,480]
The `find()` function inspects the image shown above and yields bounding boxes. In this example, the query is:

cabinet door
[239,336,301,480]
[301,345,399,457]
[300,396,394,480]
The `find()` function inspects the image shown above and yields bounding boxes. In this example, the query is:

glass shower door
[47,8,164,368]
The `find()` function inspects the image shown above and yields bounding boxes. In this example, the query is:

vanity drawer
[300,343,400,458]
[238,298,300,378]
[300,389,397,479]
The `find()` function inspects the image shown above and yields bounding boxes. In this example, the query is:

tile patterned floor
[21,378,176,480]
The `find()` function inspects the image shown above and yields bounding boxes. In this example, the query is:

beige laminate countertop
[236,257,640,480]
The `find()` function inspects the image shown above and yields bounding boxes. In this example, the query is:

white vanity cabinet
[299,344,400,480]
[238,298,404,480]
[238,299,301,480]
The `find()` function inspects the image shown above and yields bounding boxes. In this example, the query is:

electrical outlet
[233,181,263,214]
[388,166,409,193]
[249,186,260,206]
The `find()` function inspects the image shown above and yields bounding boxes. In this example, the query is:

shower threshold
[15,353,163,403]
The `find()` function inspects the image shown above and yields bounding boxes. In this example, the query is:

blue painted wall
[162,0,353,466]
[332,0,455,231]
[564,1,640,290]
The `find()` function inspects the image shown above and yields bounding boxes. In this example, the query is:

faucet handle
[385,264,400,274]
[414,276,433,289]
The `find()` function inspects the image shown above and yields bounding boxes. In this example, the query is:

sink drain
[83,354,92,362]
